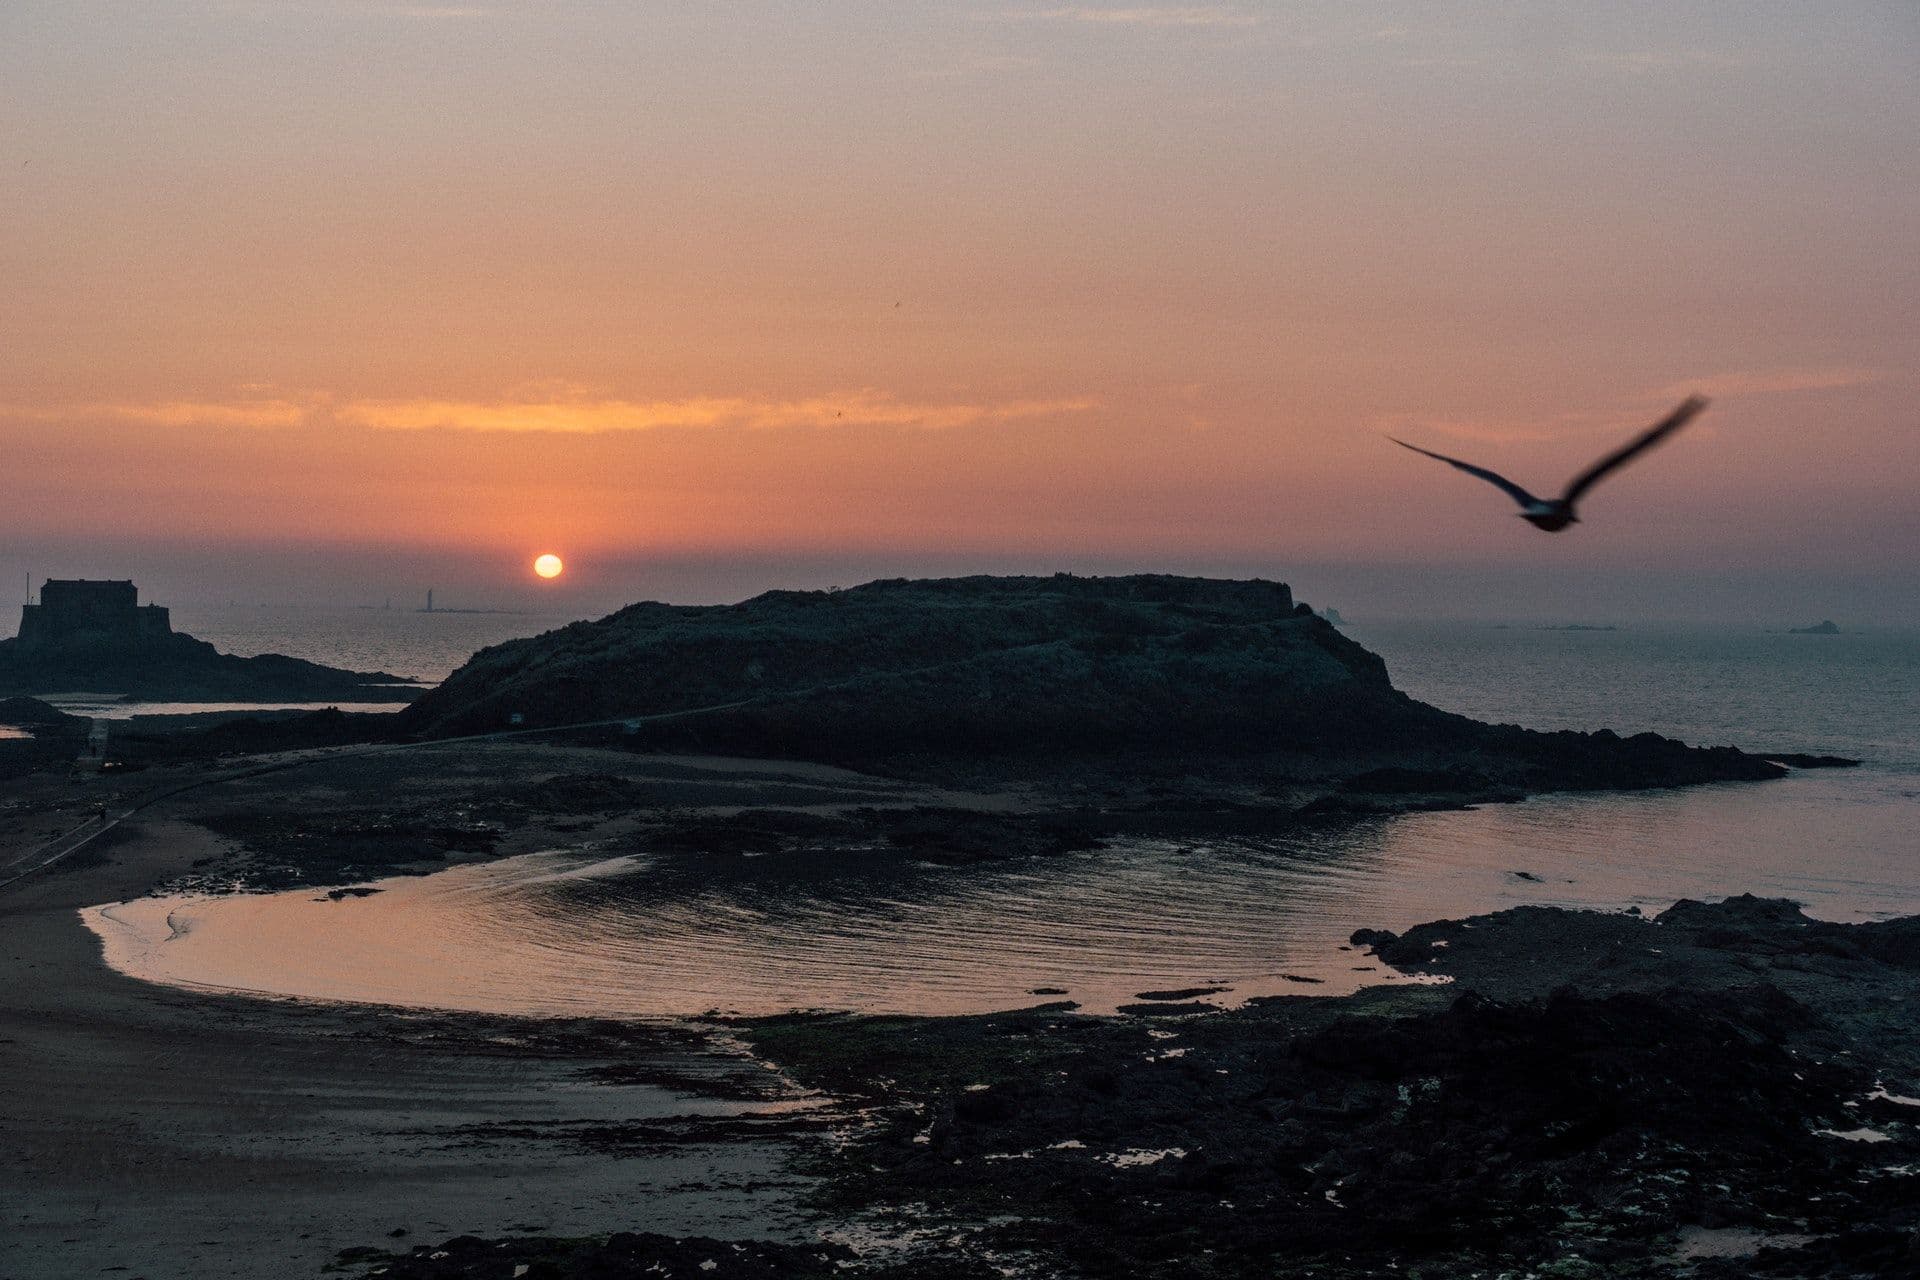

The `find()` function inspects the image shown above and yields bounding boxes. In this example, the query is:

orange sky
[4,3,1917,619]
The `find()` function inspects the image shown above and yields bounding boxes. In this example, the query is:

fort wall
[17,580,173,651]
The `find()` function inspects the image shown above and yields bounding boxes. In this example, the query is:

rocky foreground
[347,897,1920,1279]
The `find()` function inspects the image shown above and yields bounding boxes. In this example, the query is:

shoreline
[713,894,1920,1279]
[4,738,1914,1277]
[64,753,1900,1024]
[0,746,909,1278]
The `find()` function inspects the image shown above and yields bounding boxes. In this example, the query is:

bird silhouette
[1391,396,1708,532]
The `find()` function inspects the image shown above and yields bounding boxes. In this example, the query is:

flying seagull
[1391,396,1709,532]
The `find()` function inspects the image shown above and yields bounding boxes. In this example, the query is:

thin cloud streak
[1576,49,1766,74]
[1656,368,1885,399]
[1376,399,1720,447]
[341,391,1100,433]
[1386,368,1888,448]
[5,391,1100,435]
[230,2,496,17]
[908,53,1047,81]
[1371,413,1619,447]
[1,399,309,429]
[989,7,1262,28]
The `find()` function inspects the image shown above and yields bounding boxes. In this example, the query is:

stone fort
[17,580,173,651]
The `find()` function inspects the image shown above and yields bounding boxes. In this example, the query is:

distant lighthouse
[425,589,434,614]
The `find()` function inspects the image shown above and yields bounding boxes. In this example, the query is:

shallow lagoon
[83,623,1920,1018]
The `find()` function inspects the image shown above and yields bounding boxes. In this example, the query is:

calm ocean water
[1358,621,1920,770]
[85,613,1920,1018]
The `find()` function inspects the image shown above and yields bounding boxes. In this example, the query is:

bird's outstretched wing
[1391,438,1542,510]
[1559,396,1708,506]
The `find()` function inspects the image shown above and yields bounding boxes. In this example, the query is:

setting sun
[533,553,564,580]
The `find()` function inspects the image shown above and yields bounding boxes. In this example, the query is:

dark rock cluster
[728,898,1920,1279]
[193,806,501,889]
[335,900,1920,1280]
[341,1231,850,1280]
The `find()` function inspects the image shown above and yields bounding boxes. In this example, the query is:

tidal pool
[82,765,1920,1019]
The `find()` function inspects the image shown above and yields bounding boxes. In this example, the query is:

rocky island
[50,574,1846,886]
[399,574,1791,811]
[0,579,415,703]
[0,573,1890,1280]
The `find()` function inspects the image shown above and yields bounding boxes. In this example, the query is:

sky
[4,2,1917,623]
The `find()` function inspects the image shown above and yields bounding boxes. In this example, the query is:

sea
[78,607,1920,1019]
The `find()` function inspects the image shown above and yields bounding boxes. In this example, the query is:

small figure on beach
[1392,395,1708,532]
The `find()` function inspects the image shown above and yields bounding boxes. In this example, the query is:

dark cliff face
[399,574,1412,750]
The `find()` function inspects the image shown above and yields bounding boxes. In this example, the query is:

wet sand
[0,743,976,1278]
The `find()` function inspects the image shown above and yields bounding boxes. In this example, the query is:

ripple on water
[79,763,1920,1019]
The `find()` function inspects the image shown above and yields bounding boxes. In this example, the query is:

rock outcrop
[401,575,1380,746]
[0,696,89,732]
[397,574,1785,796]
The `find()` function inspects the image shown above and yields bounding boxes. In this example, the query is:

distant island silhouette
[1789,620,1844,635]
[0,579,416,702]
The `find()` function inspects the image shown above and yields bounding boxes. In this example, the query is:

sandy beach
[0,743,969,1278]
